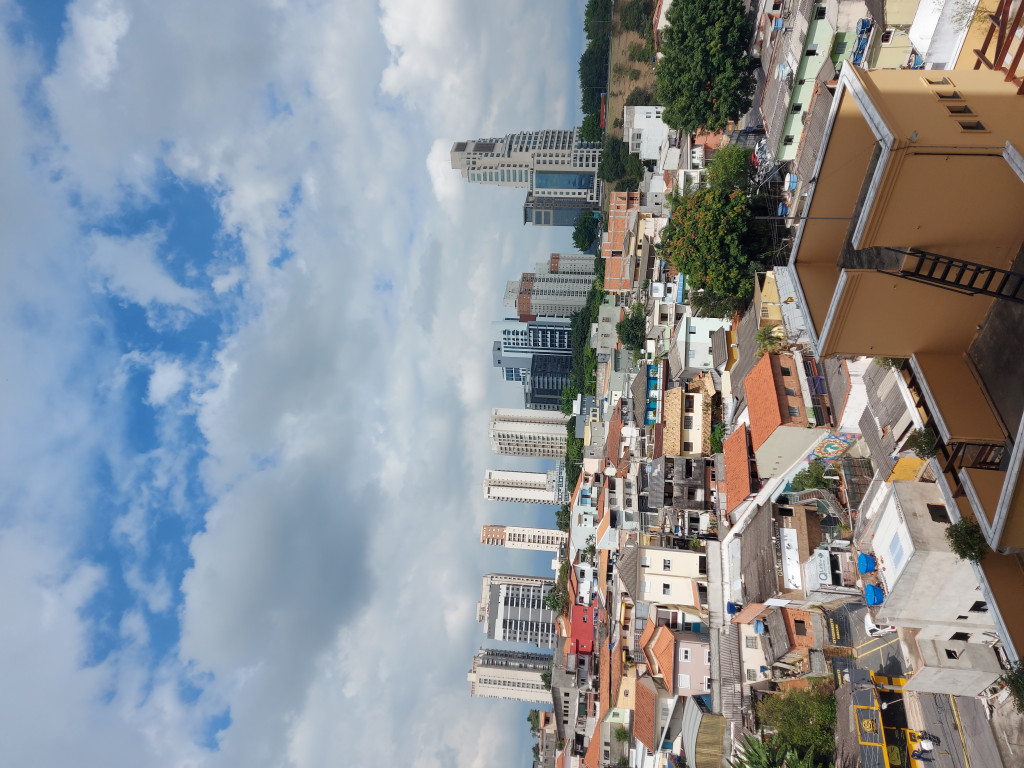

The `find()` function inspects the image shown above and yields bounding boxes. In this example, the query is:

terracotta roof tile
[599,640,612,718]
[647,626,677,693]
[556,750,565,768]
[723,424,757,515]
[633,675,659,752]
[746,354,783,450]
[597,548,610,600]
[730,601,768,625]
[605,408,624,467]
[638,617,657,651]
[610,639,624,706]
[662,387,684,456]
[583,729,602,768]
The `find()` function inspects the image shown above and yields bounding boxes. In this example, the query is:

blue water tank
[858,553,877,574]
[778,202,790,216]
[865,584,885,606]
[773,17,784,30]
[726,602,740,615]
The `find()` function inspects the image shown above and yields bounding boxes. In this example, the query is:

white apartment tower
[450,128,603,226]
[503,254,597,322]
[488,408,570,458]
[477,574,558,649]
[482,467,568,505]
[480,525,568,553]
[467,648,553,703]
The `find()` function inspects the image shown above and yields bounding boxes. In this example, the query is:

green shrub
[945,517,989,563]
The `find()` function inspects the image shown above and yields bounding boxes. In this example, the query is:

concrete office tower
[467,648,553,703]
[450,129,603,226]
[480,525,568,553]
[477,574,558,648]
[482,468,569,505]
[493,316,574,411]
[504,255,597,322]
[488,408,570,458]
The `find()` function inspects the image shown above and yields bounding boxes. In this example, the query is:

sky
[0,1,586,766]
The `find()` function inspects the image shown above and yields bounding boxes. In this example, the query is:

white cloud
[89,229,202,315]
[148,359,187,405]
[0,0,587,766]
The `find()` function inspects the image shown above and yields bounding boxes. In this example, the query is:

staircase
[784,488,846,520]
[894,249,1024,304]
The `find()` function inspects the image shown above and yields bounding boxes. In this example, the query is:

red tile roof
[633,674,659,752]
[644,626,677,694]
[599,640,612,718]
[745,354,783,450]
[582,729,603,768]
[605,407,624,468]
[603,192,640,292]
[570,603,596,655]
[723,424,756,515]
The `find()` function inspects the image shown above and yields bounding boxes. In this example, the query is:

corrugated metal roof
[711,327,728,368]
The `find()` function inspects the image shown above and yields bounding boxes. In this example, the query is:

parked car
[864,613,897,637]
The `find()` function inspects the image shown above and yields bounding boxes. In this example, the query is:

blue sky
[0,0,585,766]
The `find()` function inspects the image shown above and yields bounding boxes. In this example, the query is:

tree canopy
[755,685,837,763]
[659,187,769,300]
[945,517,989,563]
[616,302,647,352]
[573,213,600,252]
[654,0,756,133]
[705,143,752,192]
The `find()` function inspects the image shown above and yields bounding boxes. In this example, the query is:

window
[746,636,759,649]
[814,5,826,19]
[937,90,963,100]
[783,135,794,146]
[785,387,796,396]
[945,648,961,660]
[746,669,758,682]
[684,416,694,429]
[970,601,988,613]
[925,76,952,85]
[834,40,847,55]
[946,104,973,114]
[791,103,803,113]
[680,648,691,661]
[583,614,588,622]
[683,441,694,453]
[688,349,696,359]
[663,583,671,595]
[641,556,651,567]
[780,366,792,376]
[677,673,691,689]
[959,120,987,131]
[957,615,968,621]
[663,559,673,571]
[703,676,711,691]
[688,326,696,334]
[950,632,971,641]
[788,406,801,417]
[794,619,808,636]
[927,504,951,524]
[881,28,895,44]
[705,649,711,665]
[642,580,651,593]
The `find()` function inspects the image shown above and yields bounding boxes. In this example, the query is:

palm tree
[755,323,784,357]
[730,735,786,768]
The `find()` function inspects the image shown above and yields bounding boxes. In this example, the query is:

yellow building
[786,63,1024,654]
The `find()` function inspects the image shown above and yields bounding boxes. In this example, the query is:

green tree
[790,459,836,492]
[620,0,654,33]
[689,288,747,319]
[654,0,756,133]
[545,585,571,616]
[1000,660,1024,714]
[625,87,655,106]
[527,710,540,735]
[904,427,939,459]
[556,504,571,532]
[755,685,837,762]
[599,137,627,181]
[541,669,553,689]
[875,356,905,372]
[729,734,786,768]
[584,0,614,45]
[710,423,725,454]
[573,213,600,251]
[945,517,989,563]
[532,745,540,761]
[756,323,784,356]
[659,188,769,299]
[614,725,630,742]
[579,43,607,116]
[616,302,647,352]
[705,143,752,192]
[580,113,603,143]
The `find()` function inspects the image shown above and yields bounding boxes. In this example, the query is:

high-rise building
[504,255,597,322]
[477,574,558,648]
[488,408,570,458]
[480,525,568,553]
[466,648,553,703]
[493,316,574,411]
[482,467,568,505]
[450,129,603,226]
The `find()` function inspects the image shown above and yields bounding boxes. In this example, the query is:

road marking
[949,695,972,768]
[855,636,900,657]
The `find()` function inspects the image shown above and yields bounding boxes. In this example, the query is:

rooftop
[745,354,784,451]
[723,424,757,515]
